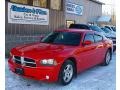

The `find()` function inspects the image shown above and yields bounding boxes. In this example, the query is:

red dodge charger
[8,29,113,85]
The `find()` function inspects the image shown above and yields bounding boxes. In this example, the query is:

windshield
[90,26,102,32]
[41,31,81,46]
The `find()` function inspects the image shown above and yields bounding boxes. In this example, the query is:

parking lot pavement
[5,53,116,90]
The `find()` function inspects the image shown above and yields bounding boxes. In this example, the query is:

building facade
[5,0,103,54]
[65,0,103,27]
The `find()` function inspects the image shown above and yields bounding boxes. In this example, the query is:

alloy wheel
[63,64,73,83]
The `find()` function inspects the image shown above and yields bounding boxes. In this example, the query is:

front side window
[84,34,94,43]
[41,31,81,46]
[94,34,103,42]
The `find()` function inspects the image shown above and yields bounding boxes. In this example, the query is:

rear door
[93,34,105,64]
[77,33,98,72]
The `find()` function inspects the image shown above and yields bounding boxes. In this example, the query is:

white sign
[66,2,83,16]
[8,2,49,25]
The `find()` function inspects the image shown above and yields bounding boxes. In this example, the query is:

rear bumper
[8,58,61,82]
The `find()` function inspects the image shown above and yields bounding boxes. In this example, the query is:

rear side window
[84,34,94,43]
[94,34,103,42]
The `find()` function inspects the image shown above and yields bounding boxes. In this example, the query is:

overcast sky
[99,0,115,15]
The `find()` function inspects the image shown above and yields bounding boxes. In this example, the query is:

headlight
[40,59,57,66]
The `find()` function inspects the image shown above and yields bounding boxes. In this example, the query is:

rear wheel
[59,60,74,85]
[102,50,112,66]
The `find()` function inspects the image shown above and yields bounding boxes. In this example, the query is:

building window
[10,0,28,4]
[33,0,47,8]
[50,0,61,10]
[66,20,75,28]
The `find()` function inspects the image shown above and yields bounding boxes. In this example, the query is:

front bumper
[8,58,61,82]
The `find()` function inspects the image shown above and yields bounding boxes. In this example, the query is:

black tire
[102,50,112,66]
[59,60,75,85]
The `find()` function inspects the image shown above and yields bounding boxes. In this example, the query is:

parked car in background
[8,29,113,85]
[101,27,116,51]
[69,24,106,36]
[89,25,106,35]
[111,26,116,32]
[105,26,116,32]
[69,24,91,30]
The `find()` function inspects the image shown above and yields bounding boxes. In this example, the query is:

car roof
[55,29,104,36]
[55,29,94,34]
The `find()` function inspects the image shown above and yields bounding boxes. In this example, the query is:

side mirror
[83,40,93,46]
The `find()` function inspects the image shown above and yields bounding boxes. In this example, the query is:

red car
[8,29,113,85]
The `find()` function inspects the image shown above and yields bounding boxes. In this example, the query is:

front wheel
[59,60,74,85]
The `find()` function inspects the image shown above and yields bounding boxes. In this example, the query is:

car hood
[11,43,76,60]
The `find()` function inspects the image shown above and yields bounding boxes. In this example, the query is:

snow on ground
[5,53,116,90]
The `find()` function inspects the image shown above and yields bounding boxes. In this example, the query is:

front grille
[24,58,35,63]
[14,56,21,64]
[14,56,20,60]
[25,63,36,67]
[14,56,36,67]
[15,60,21,64]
